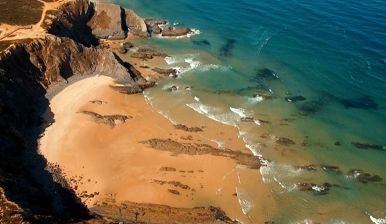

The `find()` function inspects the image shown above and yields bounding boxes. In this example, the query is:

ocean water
[104,0,385,223]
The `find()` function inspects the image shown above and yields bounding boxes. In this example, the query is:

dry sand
[39,75,276,223]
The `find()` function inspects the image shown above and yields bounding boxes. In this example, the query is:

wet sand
[39,75,276,223]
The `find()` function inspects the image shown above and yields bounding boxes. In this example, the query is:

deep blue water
[104,0,386,222]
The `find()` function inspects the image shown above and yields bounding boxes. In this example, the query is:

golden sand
[39,75,276,223]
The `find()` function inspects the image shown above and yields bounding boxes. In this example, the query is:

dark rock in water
[151,25,162,34]
[152,67,177,77]
[296,164,317,172]
[131,52,153,60]
[138,48,168,57]
[240,117,255,122]
[219,39,236,57]
[144,18,167,27]
[253,89,275,100]
[285,95,306,103]
[118,46,127,54]
[256,68,279,80]
[192,39,211,46]
[348,169,383,184]
[162,26,191,37]
[321,165,342,175]
[276,137,296,146]
[131,48,168,60]
[352,142,385,151]
[335,141,341,146]
[298,99,324,115]
[122,41,134,49]
[144,19,165,35]
[168,86,178,92]
[339,96,378,110]
[297,182,332,194]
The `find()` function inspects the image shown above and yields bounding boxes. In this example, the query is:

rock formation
[162,25,191,37]
[125,9,149,37]
[88,2,126,39]
[0,0,221,223]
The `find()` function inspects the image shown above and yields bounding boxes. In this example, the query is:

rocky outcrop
[125,9,148,37]
[0,35,152,223]
[48,0,150,41]
[48,0,98,46]
[145,19,167,35]
[87,2,126,40]
[162,25,191,37]
[80,111,131,128]
[91,201,240,224]
[141,138,261,169]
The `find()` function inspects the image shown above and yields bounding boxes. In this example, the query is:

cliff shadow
[47,0,99,47]
[0,47,91,223]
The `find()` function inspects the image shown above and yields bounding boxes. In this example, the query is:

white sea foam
[311,185,326,192]
[186,102,238,126]
[156,29,201,39]
[290,219,315,224]
[230,107,249,118]
[194,96,200,102]
[369,215,386,224]
[164,53,199,65]
[143,91,177,124]
[236,187,254,215]
[260,161,302,192]
[248,95,264,103]
[165,53,230,76]
[331,219,348,224]
[161,83,178,91]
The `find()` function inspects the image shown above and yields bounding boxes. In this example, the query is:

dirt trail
[0,0,68,41]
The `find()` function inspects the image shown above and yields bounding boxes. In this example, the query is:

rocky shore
[0,0,248,223]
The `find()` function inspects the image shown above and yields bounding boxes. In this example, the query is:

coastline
[39,73,276,223]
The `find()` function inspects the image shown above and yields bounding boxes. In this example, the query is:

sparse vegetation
[0,38,33,52]
[41,9,60,30]
[0,0,44,25]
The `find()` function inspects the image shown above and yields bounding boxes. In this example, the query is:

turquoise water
[105,0,385,223]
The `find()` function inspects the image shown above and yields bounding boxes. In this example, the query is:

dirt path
[0,0,68,41]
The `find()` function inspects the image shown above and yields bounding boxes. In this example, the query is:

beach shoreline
[38,72,276,223]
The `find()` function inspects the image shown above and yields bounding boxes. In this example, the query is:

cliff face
[0,2,150,222]
[48,0,98,46]
[0,39,92,223]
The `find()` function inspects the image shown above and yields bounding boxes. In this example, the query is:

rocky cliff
[0,33,153,223]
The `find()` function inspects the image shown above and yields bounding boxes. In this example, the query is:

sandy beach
[39,75,276,223]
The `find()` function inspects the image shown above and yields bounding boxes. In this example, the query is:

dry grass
[0,38,33,52]
[0,0,44,25]
[41,9,60,30]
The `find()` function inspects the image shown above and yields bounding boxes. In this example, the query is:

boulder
[144,19,167,27]
[151,25,162,35]
[152,67,177,77]
[125,9,149,37]
[88,2,125,40]
[162,26,191,37]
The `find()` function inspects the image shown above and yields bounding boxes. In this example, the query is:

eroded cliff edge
[0,0,236,223]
